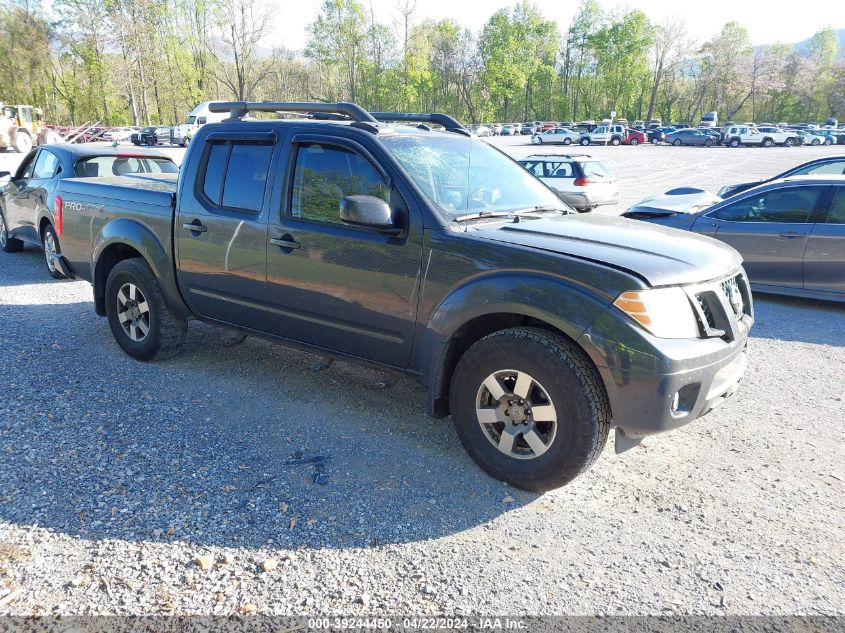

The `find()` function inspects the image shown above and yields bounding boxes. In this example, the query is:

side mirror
[340,195,401,234]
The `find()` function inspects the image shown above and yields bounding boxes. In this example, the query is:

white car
[531,128,580,145]
[723,125,795,147]
[471,125,493,137]
[579,124,626,146]
[102,126,139,142]
[518,153,620,212]
[492,123,503,135]
[756,126,800,147]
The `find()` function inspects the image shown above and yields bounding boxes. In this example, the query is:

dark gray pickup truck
[41,102,753,491]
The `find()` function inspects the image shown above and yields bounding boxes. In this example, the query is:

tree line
[1,0,842,128]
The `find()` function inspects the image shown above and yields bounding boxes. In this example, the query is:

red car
[621,128,646,145]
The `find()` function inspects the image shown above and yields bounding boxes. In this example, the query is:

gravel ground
[0,141,844,618]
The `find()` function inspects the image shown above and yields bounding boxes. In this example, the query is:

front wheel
[784,138,794,147]
[651,138,660,145]
[812,139,820,146]
[580,138,590,146]
[0,208,23,253]
[105,258,187,361]
[450,327,610,491]
[672,139,682,146]
[705,139,713,147]
[762,138,773,148]
[729,139,740,147]
[824,138,832,146]
[563,137,572,145]
[41,224,65,279]
[13,130,32,154]
[629,138,639,145]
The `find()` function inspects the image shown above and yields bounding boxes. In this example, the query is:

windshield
[380,134,568,220]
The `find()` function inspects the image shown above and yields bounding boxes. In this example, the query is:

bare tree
[210,0,274,100]
[646,17,687,123]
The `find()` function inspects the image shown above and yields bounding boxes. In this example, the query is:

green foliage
[0,0,841,126]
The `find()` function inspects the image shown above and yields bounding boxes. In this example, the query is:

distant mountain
[793,28,845,56]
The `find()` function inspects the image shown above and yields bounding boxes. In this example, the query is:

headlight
[613,287,700,338]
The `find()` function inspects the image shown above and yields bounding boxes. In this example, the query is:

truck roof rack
[207,102,470,136]
[370,112,470,136]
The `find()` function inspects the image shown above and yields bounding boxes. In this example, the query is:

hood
[626,187,722,216]
[469,213,741,287]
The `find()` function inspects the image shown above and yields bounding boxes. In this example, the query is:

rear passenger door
[704,185,825,288]
[175,133,277,331]
[265,134,423,368]
[803,186,845,295]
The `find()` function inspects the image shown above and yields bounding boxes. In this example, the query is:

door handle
[270,235,300,249]
[182,221,207,233]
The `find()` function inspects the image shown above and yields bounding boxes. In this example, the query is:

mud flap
[614,429,643,454]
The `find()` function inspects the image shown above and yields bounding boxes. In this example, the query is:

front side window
[199,141,273,212]
[709,186,824,223]
[290,143,389,225]
[32,150,59,179]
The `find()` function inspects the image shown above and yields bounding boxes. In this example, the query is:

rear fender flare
[417,273,614,417]
[92,218,191,319]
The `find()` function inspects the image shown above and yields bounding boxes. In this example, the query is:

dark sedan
[0,144,177,278]
[624,176,845,302]
[665,129,716,146]
[719,156,845,198]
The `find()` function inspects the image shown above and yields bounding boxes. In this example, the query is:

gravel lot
[0,140,843,618]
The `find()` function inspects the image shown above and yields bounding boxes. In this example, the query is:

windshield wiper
[454,210,513,222]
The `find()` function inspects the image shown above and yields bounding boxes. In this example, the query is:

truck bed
[59,174,177,208]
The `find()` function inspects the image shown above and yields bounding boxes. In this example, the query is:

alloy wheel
[43,230,57,273]
[116,282,151,342]
[475,369,558,460]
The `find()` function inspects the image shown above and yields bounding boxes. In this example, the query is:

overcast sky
[270,0,845,51]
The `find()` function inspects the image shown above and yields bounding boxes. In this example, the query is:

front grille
[689,271,753,340]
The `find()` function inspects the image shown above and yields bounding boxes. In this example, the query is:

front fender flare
[416,272,613,417]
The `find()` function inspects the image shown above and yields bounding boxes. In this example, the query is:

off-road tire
[13,130,32,154]
[0,207,23,253]
[105,258,187,361]
[450,327,610,492]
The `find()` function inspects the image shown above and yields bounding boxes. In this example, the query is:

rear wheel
[629,138,639,145]
[729,138,740,147]
[610,137,621,146]
[705,139,713,147]
[784,138,794,147]
[41,224,65,279]
[651,137,659,145]
[672,139,682,146]
[824,138,832,146]
[0,208,23,253]
[450,327,610,491]
[105,258,187,361]
[762,138,774,148]
[563,137,572,145]
[812,139,820,146]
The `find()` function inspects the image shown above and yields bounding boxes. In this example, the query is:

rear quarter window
[199,141,274,213]
[581,161,610,179]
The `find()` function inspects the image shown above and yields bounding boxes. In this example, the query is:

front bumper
[558,189,620,210]
[577,272,753,441]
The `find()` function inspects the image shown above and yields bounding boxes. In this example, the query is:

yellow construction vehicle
[0,103,62,153]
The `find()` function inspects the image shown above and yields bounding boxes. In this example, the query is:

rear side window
[74,156,177,177]
[828,188,845,224]
[520,161,544,177]
[200,141,273,213]
[709,186,823,223]
[290,143,389,225]
[792,160,845,176]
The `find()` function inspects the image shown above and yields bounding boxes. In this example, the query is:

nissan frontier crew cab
[31,102,753,491]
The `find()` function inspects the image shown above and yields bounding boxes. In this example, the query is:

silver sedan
[531,128,580,146]
[624,175,845,302]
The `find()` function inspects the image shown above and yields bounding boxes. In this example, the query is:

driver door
[265,135,423,368]
[703,185,826,288]
[3,149,39,242]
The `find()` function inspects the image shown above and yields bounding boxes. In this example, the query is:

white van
[170,101,230,147]
[699,111,718,127]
